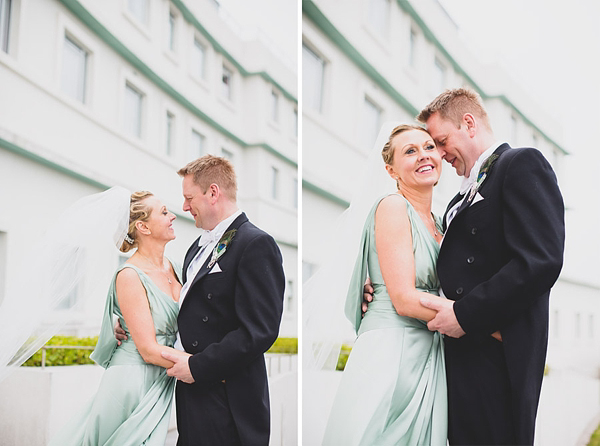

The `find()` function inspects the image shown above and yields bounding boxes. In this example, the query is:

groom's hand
[162,351,195,384]
[420,298,466,338]
[362,278,374,317]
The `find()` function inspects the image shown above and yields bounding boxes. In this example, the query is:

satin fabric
[324,195,447,446]
[49,262,180,446]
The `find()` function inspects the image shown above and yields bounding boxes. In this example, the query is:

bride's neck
[135,241,166,268]
[399,187,433,215]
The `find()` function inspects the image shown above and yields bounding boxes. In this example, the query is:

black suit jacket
[177,212,285,445]
[437,144,565,444]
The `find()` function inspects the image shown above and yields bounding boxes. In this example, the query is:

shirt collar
[198,209,242,248]
[459,141,504,194]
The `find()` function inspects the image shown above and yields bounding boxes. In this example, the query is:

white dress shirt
[444,141,505,228]
[174,209,242,351]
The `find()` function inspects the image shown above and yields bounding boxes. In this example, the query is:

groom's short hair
[417,87,492,132]
[178,155,237,201]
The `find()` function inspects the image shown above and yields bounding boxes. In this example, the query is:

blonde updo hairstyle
[381,124,431,165]
[119,191,154,253]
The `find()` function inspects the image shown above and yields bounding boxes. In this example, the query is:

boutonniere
[468,154,499,202]
[208,229,237,268]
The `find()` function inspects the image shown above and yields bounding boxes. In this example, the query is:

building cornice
[58,0,297,168]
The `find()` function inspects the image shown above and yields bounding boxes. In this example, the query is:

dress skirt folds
[48,263,180,446]
[322,195,447,446]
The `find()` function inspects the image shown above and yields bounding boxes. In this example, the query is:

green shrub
[267,337,298,354]
[23,335,296,367]
[22,335,98,367]
[589,424,600,446]
[336,344,353,371]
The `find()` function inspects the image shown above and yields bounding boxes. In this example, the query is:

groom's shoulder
[236,219,277,247]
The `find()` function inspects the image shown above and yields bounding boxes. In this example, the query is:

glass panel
[128,0,149,25]
[192,38,205,79]
[166,112,174,156]
[362,97,381,150]
[125,83,143,138]
[368,0,389,36]
[222,66,232,100]
[190,129,205,159]
[61,36,88,103]
[302,44,324,112]
[0,0,11,53]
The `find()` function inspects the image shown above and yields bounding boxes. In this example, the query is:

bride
[48,189,191,445]
[313,124,449,445]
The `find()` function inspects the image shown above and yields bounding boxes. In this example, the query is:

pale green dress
[49,262,180,446]
[322,195,447,446]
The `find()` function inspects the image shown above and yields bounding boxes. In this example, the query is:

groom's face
[426,112,472,177]
[182,175,212,229]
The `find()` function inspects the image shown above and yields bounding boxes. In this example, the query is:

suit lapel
[183,236,202,284]
[186,212,249,293]
[449,143,511,223]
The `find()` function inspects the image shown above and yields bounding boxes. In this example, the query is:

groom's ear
[208,183,220,201]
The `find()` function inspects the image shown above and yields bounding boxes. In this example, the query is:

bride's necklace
[417,211,440,237]
[138,253,172,284]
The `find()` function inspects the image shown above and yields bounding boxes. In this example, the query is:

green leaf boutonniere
[208,229,237,268]
[468,154,499,202]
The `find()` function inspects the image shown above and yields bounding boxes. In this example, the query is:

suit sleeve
[188,234,285,383]
[453,148,565,335]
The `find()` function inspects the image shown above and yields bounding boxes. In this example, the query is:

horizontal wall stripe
[58,0,297,167]
[302,179,350,208]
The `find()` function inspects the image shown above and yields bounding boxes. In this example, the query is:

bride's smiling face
[385,129,441,190]
[137,196,177,243]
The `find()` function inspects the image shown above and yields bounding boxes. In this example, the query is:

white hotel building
[303,0,600,442]
[0,0,298,337]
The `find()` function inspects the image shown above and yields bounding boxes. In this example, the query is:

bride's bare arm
[375,195,447,322]
[116,268,190,368]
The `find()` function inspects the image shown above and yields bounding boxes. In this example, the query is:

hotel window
[362,97,381,150]
[368,0,389,37]
[167,9,176,52]
[433,57,446,93]
[124,82,144,138]
[165,111,175,156]
[0,0,11,54]
[190,129,205,159]
[61,35,88,104]
[128,0,149,25]
[271,166,279,200]
[510,115,518,144]
[409,28,417,67]
[0,231,6,306]
[285,279,294,313]
[221,147,234,160]
[271,90,279,123]
[293,178,298,209]
[590,314,595,339]
[192,38,206,80]
[293,107,298,137]
[222,65,233,100]
[302,43,325,112]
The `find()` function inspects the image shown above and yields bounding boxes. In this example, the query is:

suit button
[207,293,212,300]
[456,287,463,295]
[202,316,209,322]
[192,341,198,347]
[467,256,475,264]
[471,227,477,235]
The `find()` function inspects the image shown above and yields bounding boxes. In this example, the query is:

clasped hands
[362,279,466,338]
[114,320,195,383]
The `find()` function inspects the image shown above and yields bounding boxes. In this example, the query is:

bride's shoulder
[376,193,407,215]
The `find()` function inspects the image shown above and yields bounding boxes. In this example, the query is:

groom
[162,155,285,446]
[365,88,564,445]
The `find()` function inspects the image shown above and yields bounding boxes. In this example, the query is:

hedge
[22,336,297,367]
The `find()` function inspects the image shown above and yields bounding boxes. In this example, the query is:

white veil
[303,122,406,371]
[0,186,131,384]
